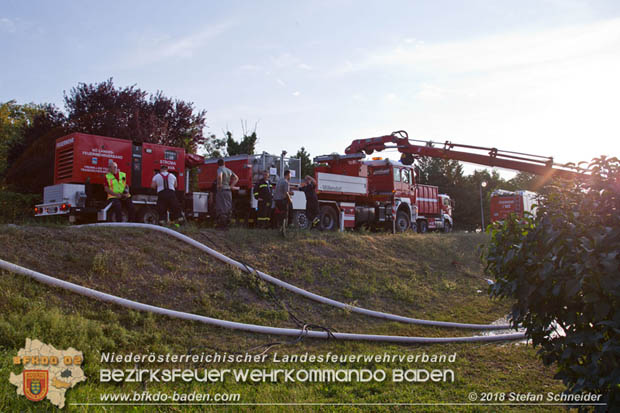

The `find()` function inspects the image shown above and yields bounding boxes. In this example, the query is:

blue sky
[2,0,619,176]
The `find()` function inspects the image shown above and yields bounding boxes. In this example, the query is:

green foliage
[0,100,57,182]
[508,171,538,191]
[202,133,227,158]
[295,146,315,177]
[225,130,257,156]
[0,190,41,223]
[483,156,620,408]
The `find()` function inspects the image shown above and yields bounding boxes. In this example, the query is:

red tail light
[61,203,70,211]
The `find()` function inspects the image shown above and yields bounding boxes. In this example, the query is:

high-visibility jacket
[253,179,273,202]
[105,171,129,199]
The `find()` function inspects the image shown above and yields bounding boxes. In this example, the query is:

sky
[2,0,620,177]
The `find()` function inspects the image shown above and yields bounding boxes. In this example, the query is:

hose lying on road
[73,223,513,330]
[0,258,525,343]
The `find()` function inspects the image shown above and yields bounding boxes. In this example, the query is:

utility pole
[480,181,487,230]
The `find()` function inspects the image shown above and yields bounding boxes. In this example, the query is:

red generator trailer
[313,153,453,232]
[195,152,307,227]
[35,132,208,223]
[490,189,538,223]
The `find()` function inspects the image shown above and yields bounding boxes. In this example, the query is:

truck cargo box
[490,189,537,222]
[53,132,185,190]
[198,155,254,190]
[416,184,440,215]
[316,172,368,196]
[55,133,132,186]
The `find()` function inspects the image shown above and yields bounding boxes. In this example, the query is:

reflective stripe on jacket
[106,171,127,199]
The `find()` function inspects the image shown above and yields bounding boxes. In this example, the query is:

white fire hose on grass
[70,223,514,330]
[0,258,524,343]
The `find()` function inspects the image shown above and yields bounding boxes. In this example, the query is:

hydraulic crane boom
[345,130,583,180]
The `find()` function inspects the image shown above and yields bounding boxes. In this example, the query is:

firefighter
[104,160,135,222]
[299,175,320,228]
[273,170,293,230]
[151,165,184,226]
[215,158,239,229]
[253,170,273,228]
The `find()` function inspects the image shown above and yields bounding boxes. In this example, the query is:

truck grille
[56,146,74,180]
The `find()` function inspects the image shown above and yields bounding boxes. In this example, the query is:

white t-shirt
[152,172,177,193]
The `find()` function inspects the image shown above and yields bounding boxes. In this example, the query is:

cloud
[292,91,300,96]
[324,18,620,165]
[238,64,262,72]
[333,18,620,76]
[126,21,236,67]
[271,53,312,72]
[0,17,16,33]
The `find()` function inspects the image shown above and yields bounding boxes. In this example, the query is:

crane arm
[345,130,582,180]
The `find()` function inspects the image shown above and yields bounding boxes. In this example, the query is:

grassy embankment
[0,225,566,412]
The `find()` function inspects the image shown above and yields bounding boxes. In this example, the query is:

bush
[484,156,619,410]
[0,189,41,223]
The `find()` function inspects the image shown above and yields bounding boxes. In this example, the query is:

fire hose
[0,257,524,343]
[70,223,514,330]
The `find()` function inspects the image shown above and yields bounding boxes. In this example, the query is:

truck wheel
[137,207,159,224]
[443,222,452,233]
[417,220,428,233]
[319,206,338,231]
[395,210,410,232]
[292,211,309,229]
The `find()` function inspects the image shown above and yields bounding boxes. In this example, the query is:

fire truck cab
[314,154,453,232]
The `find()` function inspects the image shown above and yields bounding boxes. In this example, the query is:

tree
[225,130,257,156]
[4,104,67,193]
[64,78,207,152]
[0,101,51,182]
[415,157,464,189]
[202,134,227,158]
[295,147,314,177]
[483,156,620,409]
[507,171,538,191]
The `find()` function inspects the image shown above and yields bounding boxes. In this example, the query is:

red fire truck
[35,132,208,222]
[312,130,581,232]
[313,153,453,232]
[490,189,538,223]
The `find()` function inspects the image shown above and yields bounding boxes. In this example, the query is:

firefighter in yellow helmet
[104,160,135,222]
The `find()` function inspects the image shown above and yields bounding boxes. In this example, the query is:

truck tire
[137,207,159,224]
[395,210,410,232]
[292,211,309,229]
[443,222,452,233]
[319,206,338,231]
[417,220,428,233]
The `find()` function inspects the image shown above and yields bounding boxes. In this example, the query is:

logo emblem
[23,370,48,402]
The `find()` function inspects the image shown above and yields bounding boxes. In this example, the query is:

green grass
[0,225,569,412]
